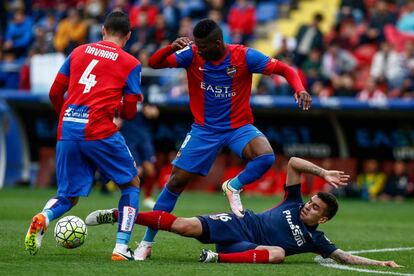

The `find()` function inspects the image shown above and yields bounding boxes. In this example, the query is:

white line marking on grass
[314,247,414,275]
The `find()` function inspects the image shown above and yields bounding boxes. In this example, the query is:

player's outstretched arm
[330,249,401,267]
[286,157,349,188]
[270,60,312,110]
[148,37,192,69]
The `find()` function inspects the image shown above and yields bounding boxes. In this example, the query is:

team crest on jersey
[226,65,237,77]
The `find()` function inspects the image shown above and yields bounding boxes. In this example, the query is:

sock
[218,250,270,263]
[135,211,177,231]
[143,186,180,242]
[229,154,275,190]
[41,196,73,223]
[116,186,140,245]
[143,176,156,198]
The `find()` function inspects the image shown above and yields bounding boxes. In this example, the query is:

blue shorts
[197,211,259,253]
[172,124,264,176]
[56,132,137,197]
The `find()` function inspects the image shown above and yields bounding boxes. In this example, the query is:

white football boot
[222,179,244,218]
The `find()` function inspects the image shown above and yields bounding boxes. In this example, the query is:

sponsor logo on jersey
[121,206,136,232]
[63,105,89,123]
[226,65,237,77]
[200,82,236,98]
[283,210,306,246]
[85,45,118,61]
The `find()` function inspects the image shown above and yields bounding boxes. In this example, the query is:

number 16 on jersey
[79,59,99,93]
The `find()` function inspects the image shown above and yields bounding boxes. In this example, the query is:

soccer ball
[54,216,87,249]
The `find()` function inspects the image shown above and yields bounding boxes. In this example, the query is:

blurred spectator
[338,0,367,24]
[128,12,156,56]
[360,0,396,44]
[161,0,181,41]
[129,0,159,28]
[120,103,160,209]
[208,9,231,44]
[397,0,414,33]
[227,0,256,44]
[321,42,357,88]
[379,161,413,201]
[206,0,230,21]
[301,49,322,91]
[153,14,171,47]
[357,159,386,200]
[177,17,193,38]
[109,0,131,13]
[294,13,324,66]
[400,59,414,98]
[357,78,386,101]
[53,8,87,55]
[3,8,34,59]
[85,0,106,43]
[370,41,404,90]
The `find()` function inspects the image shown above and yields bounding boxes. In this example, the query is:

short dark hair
[317,192,338,220]
[193,19,221,39]
[104,11,130,36]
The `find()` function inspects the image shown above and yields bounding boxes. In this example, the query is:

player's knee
[268,248,285,264]
[172,218,199,237]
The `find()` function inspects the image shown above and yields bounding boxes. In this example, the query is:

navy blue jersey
[250,185,337,257]
[198,184,337,257]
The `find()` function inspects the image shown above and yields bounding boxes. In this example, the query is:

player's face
[194,37,222,61]
[300,195,329,226]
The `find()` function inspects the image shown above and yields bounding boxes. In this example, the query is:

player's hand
[294,91,312,110]
[379,261,402,268]
[171,37,192,51]
[322,170,349,189]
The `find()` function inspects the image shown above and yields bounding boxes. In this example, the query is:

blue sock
[116,186,140,245]
[229,153,275,190]
[143,186,180,243]
[42,196,73,222]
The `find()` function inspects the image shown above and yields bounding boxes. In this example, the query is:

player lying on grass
[86,157,400,266]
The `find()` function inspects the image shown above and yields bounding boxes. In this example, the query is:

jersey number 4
[79,59,99,93]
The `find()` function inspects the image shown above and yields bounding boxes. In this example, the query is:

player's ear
[126,31,131,41]
[101,26,106,37]
[318,216,328,224]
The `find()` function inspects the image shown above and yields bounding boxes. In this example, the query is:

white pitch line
[314,247,414,276]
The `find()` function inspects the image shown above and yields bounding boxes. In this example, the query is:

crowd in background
[2,0,414,99]
[1,0,414,201]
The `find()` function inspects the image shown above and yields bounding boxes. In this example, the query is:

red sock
[135,211,177,231]
[218,250,269,263]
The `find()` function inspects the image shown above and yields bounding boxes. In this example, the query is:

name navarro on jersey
[200,82,236,98]
[283,210,306,246]
[85,45,118,61]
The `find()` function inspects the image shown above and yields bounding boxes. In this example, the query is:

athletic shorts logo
[121,206,136,232]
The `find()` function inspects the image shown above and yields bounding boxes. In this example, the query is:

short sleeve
[246,48,271,74]
[313,232,337,258]
[174,45,193,68]
[58,54,71,77]
[124,63,142,95]
[283,184,303,203]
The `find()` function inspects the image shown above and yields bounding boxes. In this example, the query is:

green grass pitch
[1,188,414,275]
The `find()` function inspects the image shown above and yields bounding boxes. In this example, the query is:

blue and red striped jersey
[56,40,142,140]
[173,44,277,130]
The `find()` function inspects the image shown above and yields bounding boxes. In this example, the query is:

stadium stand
[0,0,413,200]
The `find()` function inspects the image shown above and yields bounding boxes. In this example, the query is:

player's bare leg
[224,136,274,217]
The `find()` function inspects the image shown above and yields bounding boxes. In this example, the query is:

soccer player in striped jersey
[85,157,400,267]
[133,19,312,260]
[25,11,142,261]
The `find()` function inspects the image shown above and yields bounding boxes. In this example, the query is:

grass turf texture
[1,188,414,275]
